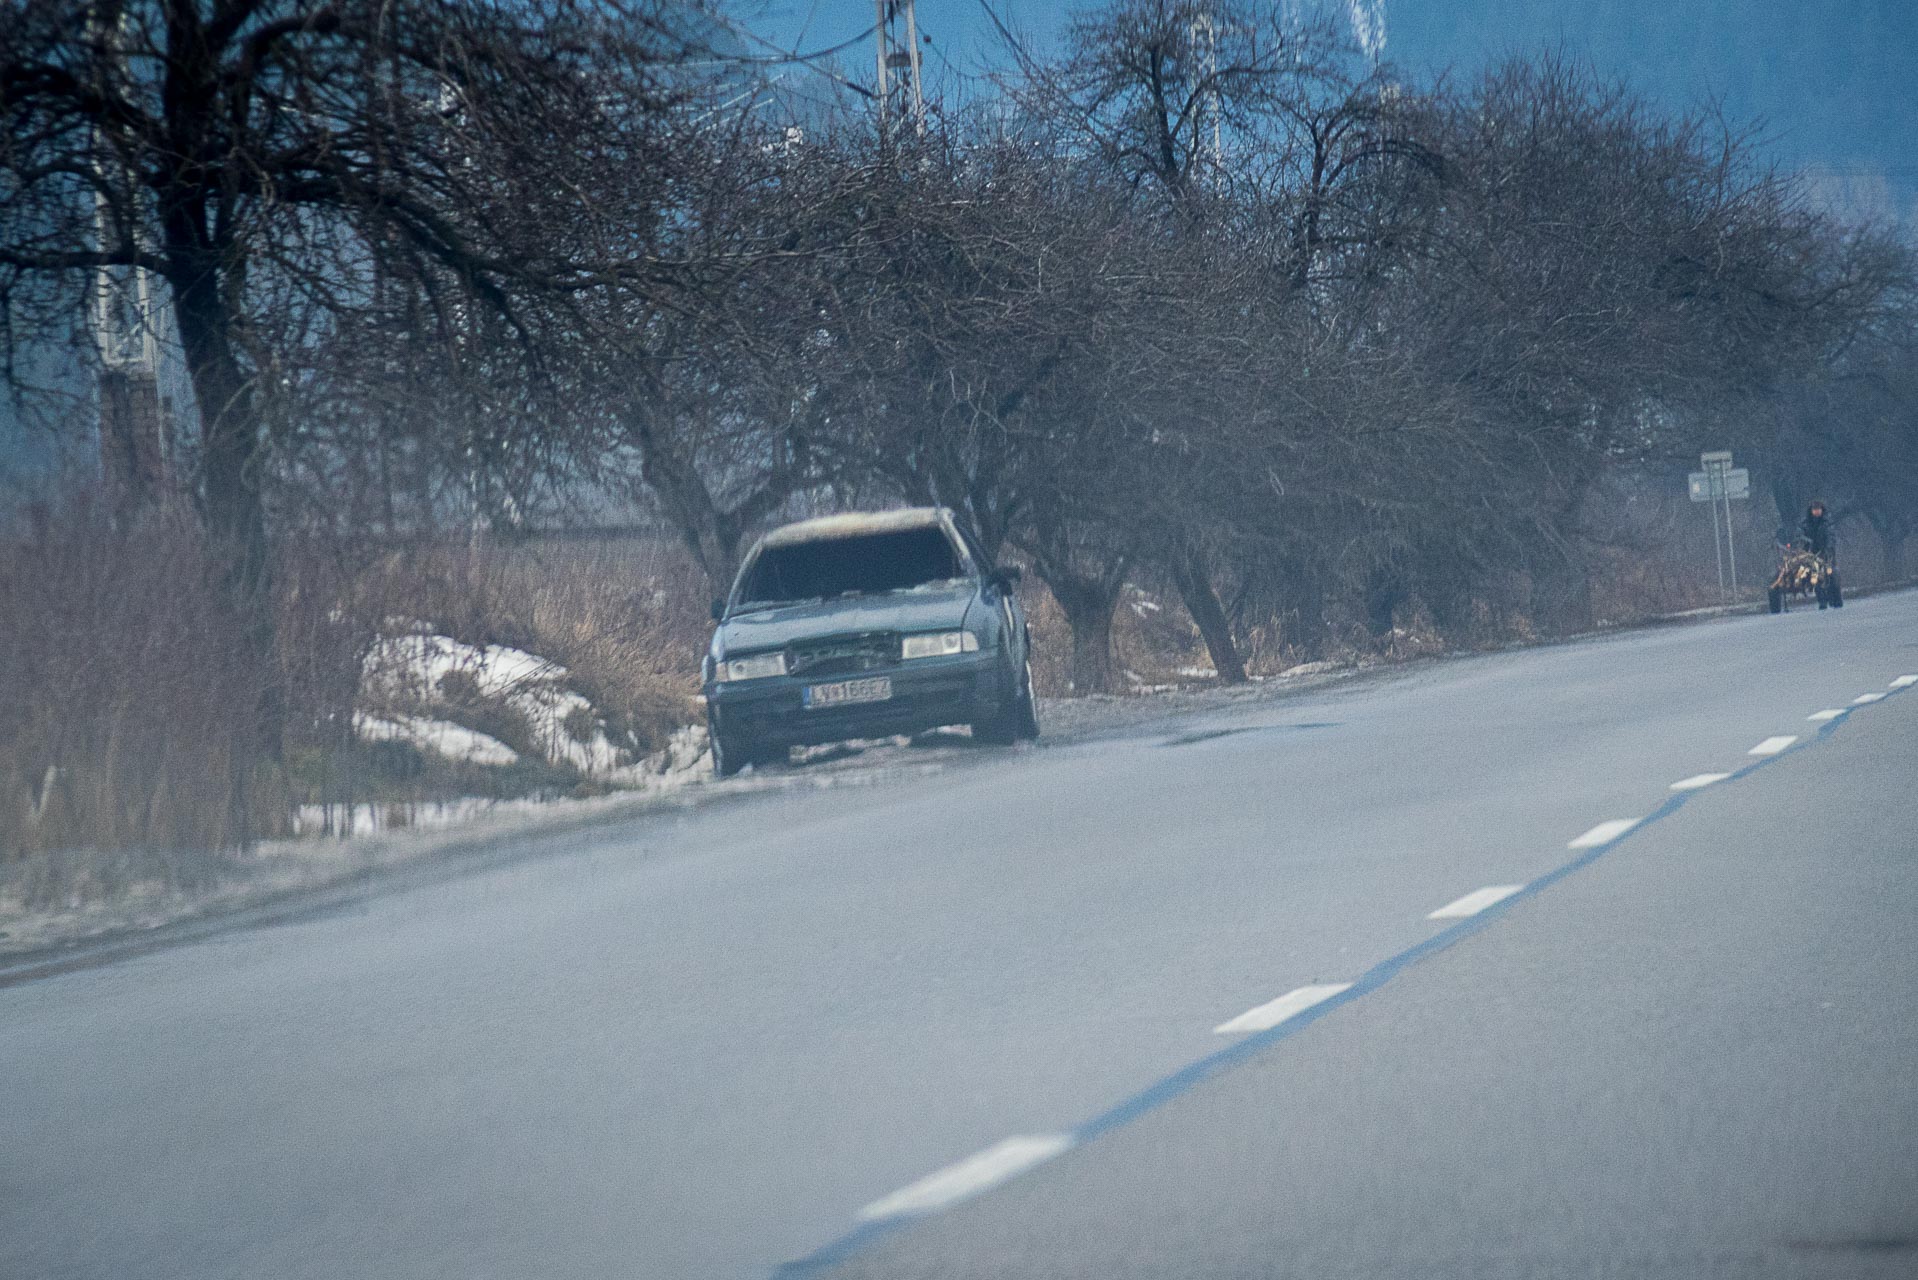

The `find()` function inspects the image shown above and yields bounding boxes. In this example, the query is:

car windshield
[737,527,967,607]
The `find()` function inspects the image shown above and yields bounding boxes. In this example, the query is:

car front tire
[1014,660,1040,740]
[973,657,1039,746]
[709,714,765,778]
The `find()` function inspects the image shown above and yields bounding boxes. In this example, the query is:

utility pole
[873,0,926,136]
[87,4,167,520]
[1190,9,1222,172]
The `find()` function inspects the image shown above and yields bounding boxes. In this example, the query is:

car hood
[718,583,978,653]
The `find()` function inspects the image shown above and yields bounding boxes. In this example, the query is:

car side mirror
[991,565,1023,590]
[710,598,726,621]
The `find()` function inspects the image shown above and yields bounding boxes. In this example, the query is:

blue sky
[735,0,1918,221]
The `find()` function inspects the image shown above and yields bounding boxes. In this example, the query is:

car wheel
[971,655,1031,747]
[1014,660,1040,741]
[971,707,1017,746]
[709,717,756,778]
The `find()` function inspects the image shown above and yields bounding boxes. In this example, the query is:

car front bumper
[704,651,1006,748]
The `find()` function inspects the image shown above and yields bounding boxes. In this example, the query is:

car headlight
[715,651,787,682]
[901,630,979,660]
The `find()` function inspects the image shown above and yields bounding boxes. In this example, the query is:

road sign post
[1689,452,1749,601]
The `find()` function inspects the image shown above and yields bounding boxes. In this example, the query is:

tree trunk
[174,268,269,600]
[1168,547,1247,684]
[630,418,742,594]
[682,511,745,601]
[1053,576,1120,695]
[1016,519,1129,696]
[169,253,281,847]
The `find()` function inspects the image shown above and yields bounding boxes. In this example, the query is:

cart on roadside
[1768,539,1843,613]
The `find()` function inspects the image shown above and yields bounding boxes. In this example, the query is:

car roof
[757,507,950,549]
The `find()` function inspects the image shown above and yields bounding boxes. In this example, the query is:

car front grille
[787,632,898,677]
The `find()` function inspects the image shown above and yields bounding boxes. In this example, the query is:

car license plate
[803,676,892,709]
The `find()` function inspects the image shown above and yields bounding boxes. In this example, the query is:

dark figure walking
[1799,500,1843,609]
[1800,501,1832,557]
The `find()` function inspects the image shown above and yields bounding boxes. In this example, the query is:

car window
[737,528,969,607]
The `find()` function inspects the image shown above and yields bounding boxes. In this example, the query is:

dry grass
[0,503,714,904]
[354,534,708,756]
[0,495,280,901]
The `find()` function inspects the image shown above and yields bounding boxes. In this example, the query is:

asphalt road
[4,593,1915,1280]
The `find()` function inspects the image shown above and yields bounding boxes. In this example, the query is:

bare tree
[0,0,715,855]
[2,0,702,730]
[1002,0,1343,200]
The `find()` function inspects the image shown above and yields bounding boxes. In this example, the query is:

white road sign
[1689,467,1750,502]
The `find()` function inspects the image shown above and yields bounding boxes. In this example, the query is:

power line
[733,23,881,66]
[976,0,1030,62]
[701,10,880,99]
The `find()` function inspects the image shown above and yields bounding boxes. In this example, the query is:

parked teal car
[702,508,1040,776]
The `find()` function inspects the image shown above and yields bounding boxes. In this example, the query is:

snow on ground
[366,633,563,700]
[354,713,519,766]
[361,633,630,776]
[607,723,712,792]
[292,795,538,838]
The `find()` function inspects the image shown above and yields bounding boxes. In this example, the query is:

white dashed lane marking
[1568,819,1639,849]
[1426,885,1525,920]
[857,1135,1075,1221]
[1214,983,1352,1035]
[798,663,1918,1273]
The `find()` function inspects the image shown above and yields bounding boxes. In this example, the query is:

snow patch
[365,633,563,701]
[355,713,519,766]
[291,796,547,838]
[608,723,713,793]
[361,633,631,776]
